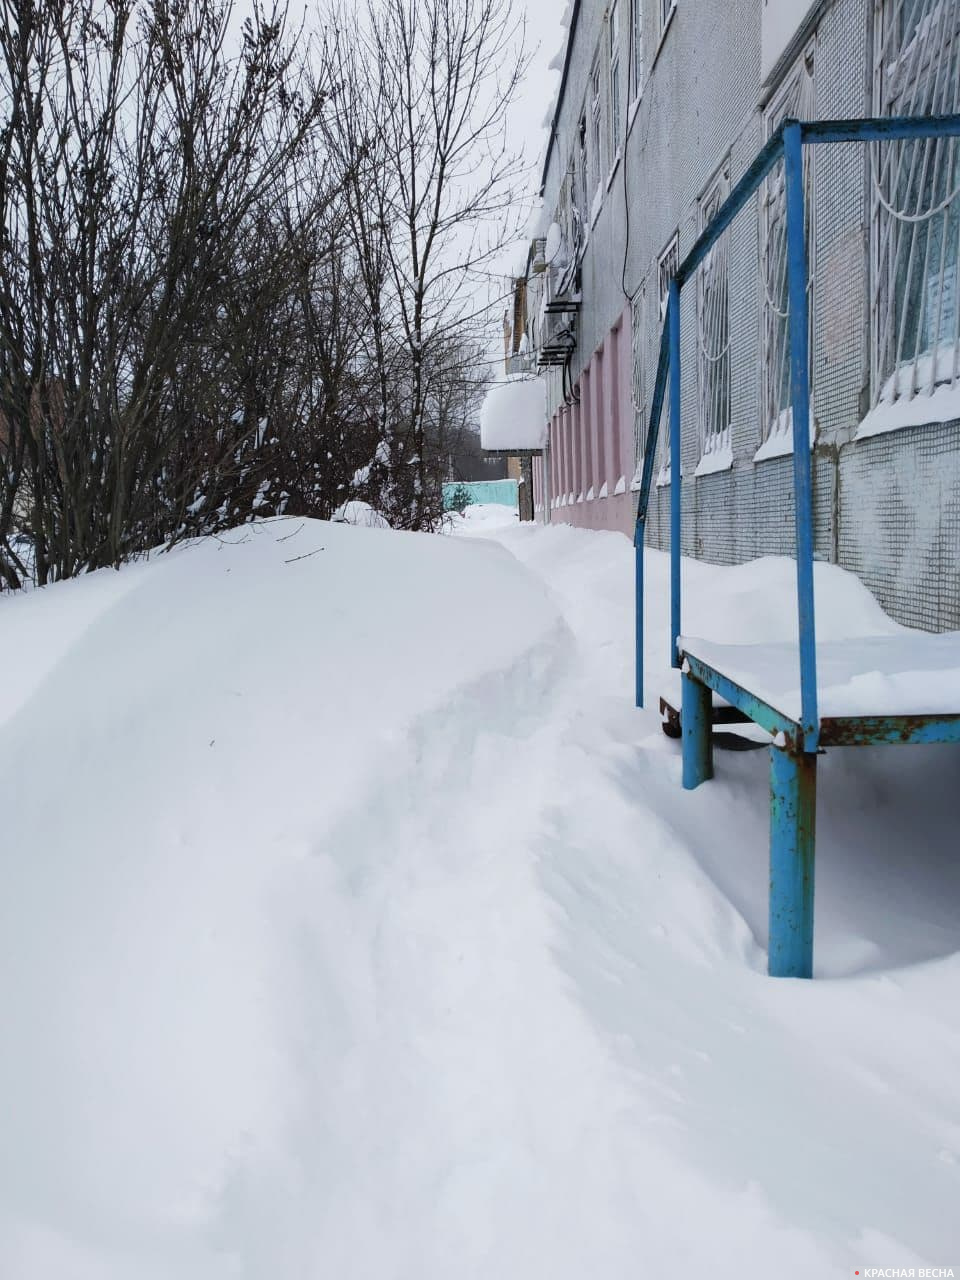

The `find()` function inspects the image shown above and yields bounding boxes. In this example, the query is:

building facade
[524,0,960,632]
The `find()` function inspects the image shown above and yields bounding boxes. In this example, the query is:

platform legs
[682,671,713,790]
[768,745,817,978]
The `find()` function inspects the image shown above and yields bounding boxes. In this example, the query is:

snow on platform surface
[677,553,960,719]
[682,633,960,720]
[1,513,959,1277]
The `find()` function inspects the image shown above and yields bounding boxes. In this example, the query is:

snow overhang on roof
[540,0,582,197]
[479,379,547,453]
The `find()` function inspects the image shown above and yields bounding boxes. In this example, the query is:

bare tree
[0,0,526,589]
[322,0,528,529]
[0,0,328,582]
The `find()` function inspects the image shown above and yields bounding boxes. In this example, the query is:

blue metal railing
[634,114,960,753]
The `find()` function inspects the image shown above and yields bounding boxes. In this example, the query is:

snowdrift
[0,519,566,1277]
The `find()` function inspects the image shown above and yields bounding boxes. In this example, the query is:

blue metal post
[769,745,816,978]
[635,519,645,707]
[784,121,819,753]
[682,671,713,790]
[669,281,681,668]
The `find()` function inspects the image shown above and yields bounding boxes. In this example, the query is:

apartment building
[524,0,960,631]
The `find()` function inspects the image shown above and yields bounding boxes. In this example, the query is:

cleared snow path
[458,517,960,1275]
[0,515,957,1276]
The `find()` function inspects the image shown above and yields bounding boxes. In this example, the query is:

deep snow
[1,513,958,1277]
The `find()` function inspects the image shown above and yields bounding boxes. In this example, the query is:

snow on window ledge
[598,481,608,499]
[651,3,677,74]
[586,485,595,501]
[754,408,816,463]
[655,464,671,488]
[694,441,733,478]
[614,475,627,495]
[590,182,603,228]
[606,151,622,192]
[856,382,960,442]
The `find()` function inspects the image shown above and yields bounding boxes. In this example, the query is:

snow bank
[479,378,546,452]
[0,519,566,1277]
[331,498,390,528]
[459,521,960,1272]
[445,502,521,534]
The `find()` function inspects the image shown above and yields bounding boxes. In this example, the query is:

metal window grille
[631,0,644,100]
[871,0,960,407]
[631,282,647,483]
[591,63,603,188]
[656,233,680,480]
[760,47,816,446]
[577,113,588,217]
[609,1,622,155]
[697,172,732,460]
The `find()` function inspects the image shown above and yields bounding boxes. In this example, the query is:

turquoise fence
[442,479,519,510]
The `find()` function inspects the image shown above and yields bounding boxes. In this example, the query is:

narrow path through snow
[452,516,960,1274]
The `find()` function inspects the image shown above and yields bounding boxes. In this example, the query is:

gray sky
[509,0,567,200]
[485,0,566,294]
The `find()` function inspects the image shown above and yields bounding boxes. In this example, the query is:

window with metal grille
[631,283,647,484]
[871,0,960,410]
[609,1,622,158]
[760,46,816,449]
[656,233,679,483]
[576,111,588,216]
[591,61,603,192]
[659,235,679,318]
[631,0,644,102]
[698,170,732,463]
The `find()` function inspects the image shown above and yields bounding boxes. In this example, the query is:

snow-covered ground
[1,511,958,1277]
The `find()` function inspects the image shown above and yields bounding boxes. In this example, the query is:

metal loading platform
[677,635,960,977]
[632,114,960,978]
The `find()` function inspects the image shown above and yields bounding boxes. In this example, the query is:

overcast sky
[509,0,566,201]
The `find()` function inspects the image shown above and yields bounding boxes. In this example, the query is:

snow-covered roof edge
[479,379,547,453]
[539,0,582,197]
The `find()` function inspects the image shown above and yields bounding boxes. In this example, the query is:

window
[871,0,960,410]
[697,170,731,465]
[658,234,679,323]
[576,112,588,216]
[631,0,644,102]
[760,46,815,448]
[609,1,622,158]
[656,233,680,483]
[590,61,603,192]
[631,283,647,483]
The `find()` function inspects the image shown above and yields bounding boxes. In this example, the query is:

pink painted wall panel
[619,307,635,488]
[548,302,635,537]
[607,327,620,492]
[593,348,605,497]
